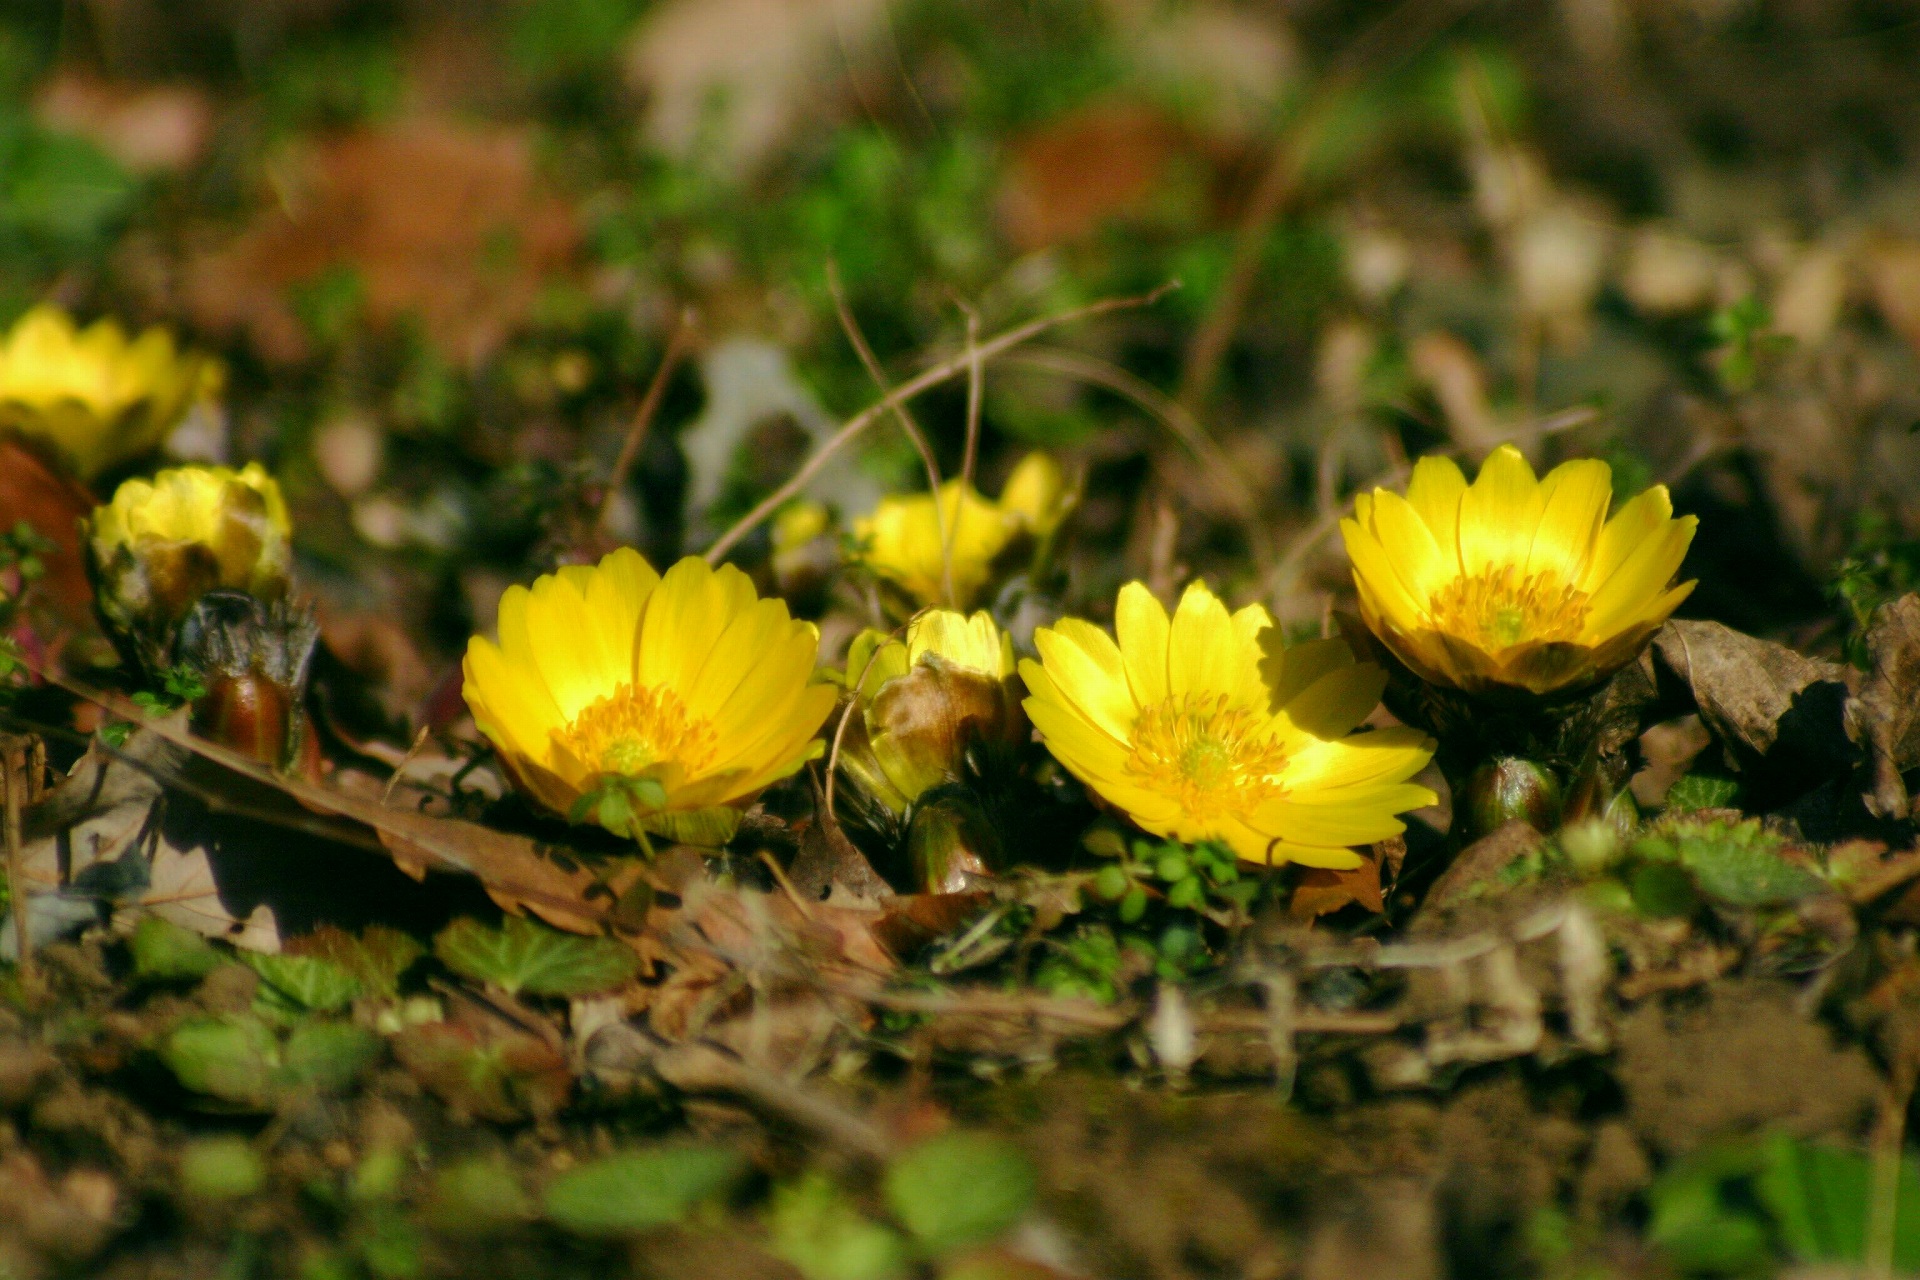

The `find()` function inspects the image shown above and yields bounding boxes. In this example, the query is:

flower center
[1426,566,1590,650]
[1125,693,1289,820]
[557,682,718,777]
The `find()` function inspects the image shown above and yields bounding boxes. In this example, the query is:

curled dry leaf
[1289,849,1384,921]
[1651,619,1855,783]
[1846,593,1920,820]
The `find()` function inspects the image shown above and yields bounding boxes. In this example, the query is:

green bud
[1155,851,1190,883]
[1119,885,1148,923]
[1558,818,1622,876]
[1166,876,1205,911]
[1462,756,1563,839]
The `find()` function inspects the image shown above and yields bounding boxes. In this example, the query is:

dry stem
[597,308,697,531]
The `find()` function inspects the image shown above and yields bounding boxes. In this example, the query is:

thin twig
[1867,1063,1917,1280]
[826,263,954,604]
[704,283,1177,564]
[381,726,432,807]
[598,309,697,531]
[940,301,985,608]
[1000,345,1268,570]
[822,630,898,826]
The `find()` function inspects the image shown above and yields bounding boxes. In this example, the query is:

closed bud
[835,609,1024,819]
[1463,756,1563,838]
[88,464,292,677]
[175,591,319,771]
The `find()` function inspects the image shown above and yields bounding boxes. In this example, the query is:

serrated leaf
[390,1023,572,1124]
[542,1144,744,1237]
[287,925,425,1001]
[1665,773,1740,812]
[244,952,365,1018]
[883,1131,1035,1254]
[434,915,640,998]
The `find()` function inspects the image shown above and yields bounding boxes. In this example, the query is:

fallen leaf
[1290,853,1385,920]
[1652,619,1855,775]
[0,436,100,646]
[1846,593,1920,820]
[998,101,1184,252]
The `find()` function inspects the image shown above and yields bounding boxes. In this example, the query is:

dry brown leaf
[1846,593,1920,820]
[181,121,578,365]
[1651,619,1854,765]
[0,437,100,646]
[1289,854,1384,920]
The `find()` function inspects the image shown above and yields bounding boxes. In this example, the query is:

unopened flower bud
[1463,756,1563,838]
[88,463,291,676]
[175,591,319,771]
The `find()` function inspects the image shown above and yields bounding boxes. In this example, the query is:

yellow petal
[1253,797,1408,847]
[1342,518,1428,636]
[1167,581,1237,698]
[1528,458,1612,581]
[1458,444,1541,575]
[1404,455,1468,570]
[1261,636,1355,710]
[1584,516,1696,639]
[522,574,608,719]
[1275,662,1388,742]
[1114,582,1170,707]
[1281,728,1434,791]
[1584,485,1676,592]
[637,557,729,693]
[1033,620,1137,742]
[1369,490,1451,598]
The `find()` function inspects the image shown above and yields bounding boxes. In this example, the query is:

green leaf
[159,1015,279,1110]
[1647,1157,1771,1275]
[1666,774,1740,812]
[1755,1131,1920,1270]
[287,925,424,1001]
[1627,861,1699,918]
[129,916,221,985]
[425,1158,537,1235]
[244,952,365,1018]
[1680,837,1825,907]
[434,916,640,998]
[279,1021,382,1094]
[542,1144,745,1237]
[768,1174,910,1280]
[882,1131,1035,1254]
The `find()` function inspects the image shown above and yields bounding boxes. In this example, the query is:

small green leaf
[1680,835,1825,907]
[288,925,424,1001]
[542,1144,745,1237]
[245,953,365,1018]
[1627,861,1699,918]
[279,1021,382,1094]
[883,1131,1035,1254]
[159,1015,278,1110]
[1755,1131,1920,1270]
[1666,774,1740,813]
[768,1174,910,1280]
[434,916,640,998]
[129,916,221,985]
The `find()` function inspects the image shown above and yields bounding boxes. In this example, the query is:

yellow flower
[854,479,1018,609]
[462,550,836,845]
[1021,581,1435,868]
[0,306,223,479]
[1342,445,1697,695]
[998,451,1071,538]
[90,463,292,611]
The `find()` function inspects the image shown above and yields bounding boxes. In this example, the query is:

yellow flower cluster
[0,305,223,480]
[465,444,1690,869]
[854,452,1068,608]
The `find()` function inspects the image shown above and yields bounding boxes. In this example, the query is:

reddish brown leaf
[1289,854,1384,920]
